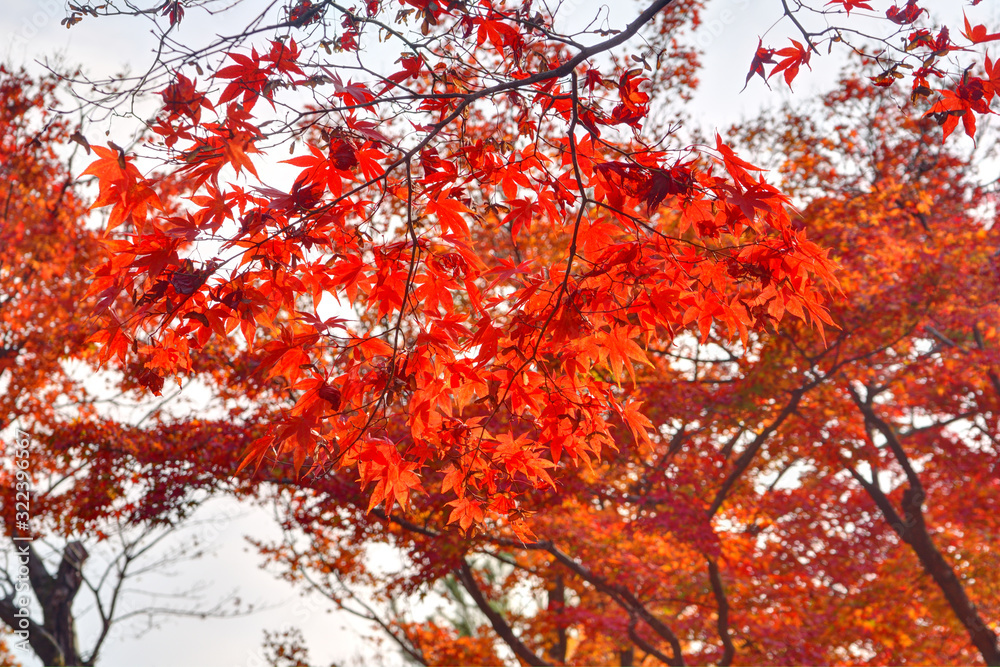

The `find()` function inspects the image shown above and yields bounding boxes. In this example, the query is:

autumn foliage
[0,66,272,666]
[244,74,1000,666]
[7,0,999,663]
[80,0,846,540]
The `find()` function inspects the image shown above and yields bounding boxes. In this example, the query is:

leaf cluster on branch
[18,0,1000,662]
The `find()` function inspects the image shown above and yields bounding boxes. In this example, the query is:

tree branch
[455,560,550,667]
[706,558,735,666]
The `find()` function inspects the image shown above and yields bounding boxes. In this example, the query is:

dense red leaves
[0,66,268,544]
[721,81,1000,664]
[0,67,100,426]
[0,76,279,667]
[84,8,840,536]
[40,0,1000,662]
[82,0,1000,546]
[243,76,1000,667]
[32,419,260,530]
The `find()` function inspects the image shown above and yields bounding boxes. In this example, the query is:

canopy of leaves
[36,0,1000,663]
[246,75,1000,666]
[0,66,271,667]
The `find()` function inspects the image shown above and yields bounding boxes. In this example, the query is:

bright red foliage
[0,0,993,662]
[67,8,1000,658]
[0,66,267,667]
[80,0,847,538]
[247,75,1000,667]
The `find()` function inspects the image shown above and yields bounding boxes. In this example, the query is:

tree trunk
[898,488,1000,666]
[0,540,88,666]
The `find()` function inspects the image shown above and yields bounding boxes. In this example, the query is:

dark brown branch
[543,544,685,665]
[973,323,1000,398]
[0,593,63,667]
[706,558,735,666]
[707,386,807,517]
[844,404,1000,666]
[893,487,1000,666]
[846,467,905,534]
[1,541,89,666]
[628,617,676,666]
[455,560,550,667]
[548,575,568,664]
[847,384,923,495]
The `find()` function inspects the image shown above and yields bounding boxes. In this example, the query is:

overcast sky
[2,1,996,665]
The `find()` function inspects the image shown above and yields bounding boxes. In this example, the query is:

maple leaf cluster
[0,66,99,426]
[0,65,289,666]
[244,74,1000,667]
[82,0,838,538]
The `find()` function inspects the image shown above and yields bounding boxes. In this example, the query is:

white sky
[2,0,998,665]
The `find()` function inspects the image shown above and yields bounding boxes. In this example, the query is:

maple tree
[241,73,1000,666]
[74,0,832,533]
[40,0,1000,662]
[68,0,1000,538]
[0,66,269,666]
